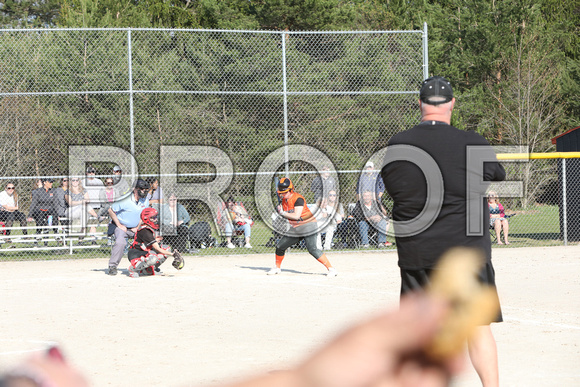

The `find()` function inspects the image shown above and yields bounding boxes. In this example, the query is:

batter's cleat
[267,267,281,275]
[327,267,338,277]
[226,242,235,249]
[127,265,139,278]
[244,243,252,248]
[107,266,118,276]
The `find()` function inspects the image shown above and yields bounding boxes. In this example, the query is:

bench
[0,218,112,255]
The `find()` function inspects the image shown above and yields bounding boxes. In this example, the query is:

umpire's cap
[277,177,294,194]
[420,76,453,106]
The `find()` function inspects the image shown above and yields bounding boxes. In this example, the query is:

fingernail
[46,346,66,363]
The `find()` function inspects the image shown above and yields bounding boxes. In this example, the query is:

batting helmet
[277,177,294,194]
[141,207,159,230]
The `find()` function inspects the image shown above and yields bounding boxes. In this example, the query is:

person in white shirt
[316,189,344,250]
[84,166,104,215]
[0,182,28,238]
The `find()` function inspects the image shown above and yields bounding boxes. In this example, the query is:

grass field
[496,204,564,247]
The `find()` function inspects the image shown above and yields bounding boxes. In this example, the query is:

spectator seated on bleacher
[98,177,117,223]
[84,166,104,227]
[53,178,70,227]
[66,178,99,231]
[488,191,510,245]
[0,182,28,241]
[156,193,191,253]
[352,190,392,248]
[315,190,344,250]
[27,178,59,245]
[217,196,254,249]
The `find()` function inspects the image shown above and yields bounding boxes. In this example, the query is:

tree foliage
[0,0,578,207]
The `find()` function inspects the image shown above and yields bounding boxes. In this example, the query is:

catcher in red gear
[127,207,184,278]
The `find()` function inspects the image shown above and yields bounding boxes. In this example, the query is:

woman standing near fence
[488,191,510,245]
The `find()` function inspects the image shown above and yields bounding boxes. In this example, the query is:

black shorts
[400,261,503,323]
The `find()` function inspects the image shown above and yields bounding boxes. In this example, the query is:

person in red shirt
[268,177,337,277]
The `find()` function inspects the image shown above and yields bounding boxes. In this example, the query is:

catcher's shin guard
[128,256,151,278]
[154,254,167,266]
[129,254,166,277]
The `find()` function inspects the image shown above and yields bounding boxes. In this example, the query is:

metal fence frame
[0,24,429,181]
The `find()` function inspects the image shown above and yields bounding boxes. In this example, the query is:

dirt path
[1,246,578,386]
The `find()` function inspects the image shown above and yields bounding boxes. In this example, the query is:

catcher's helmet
[141,207,159,230]
[277,177,294,194]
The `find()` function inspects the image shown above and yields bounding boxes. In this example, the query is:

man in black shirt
[382,76,505,387]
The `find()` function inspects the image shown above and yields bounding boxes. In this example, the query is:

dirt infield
[1,246,579,387]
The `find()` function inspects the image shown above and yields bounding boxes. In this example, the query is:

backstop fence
[0,27,574,260]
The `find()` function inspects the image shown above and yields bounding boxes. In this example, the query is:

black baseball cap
[419,76,453,106]
[134,179,150,190]
[86,166,96,173]
[42,178,54,183]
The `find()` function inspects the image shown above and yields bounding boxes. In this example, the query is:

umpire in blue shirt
[106,179,150,276]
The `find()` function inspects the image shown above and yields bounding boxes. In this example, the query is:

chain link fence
[0,28,573,261]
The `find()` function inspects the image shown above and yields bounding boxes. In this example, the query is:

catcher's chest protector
[130,225,156,251]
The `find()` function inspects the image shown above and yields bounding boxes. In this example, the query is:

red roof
[552,126,580,144]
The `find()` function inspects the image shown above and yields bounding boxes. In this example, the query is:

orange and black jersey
[282,191,315,227]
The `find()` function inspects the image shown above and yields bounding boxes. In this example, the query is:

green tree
[58,0,199,28]
[539,0,580,130]
[0,0,60,27]
[197,0,260,30]
[249,0,355,30]
[483,18,566,207]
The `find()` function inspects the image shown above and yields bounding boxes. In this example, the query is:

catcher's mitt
[172,250,184,270]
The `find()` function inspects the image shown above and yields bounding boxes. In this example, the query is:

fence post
[127,29,136,178]
[562,158,568,246]
[423,22,429,80]
[281,32,289,176]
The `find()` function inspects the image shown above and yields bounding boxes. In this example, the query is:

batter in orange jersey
[267,177,337,277]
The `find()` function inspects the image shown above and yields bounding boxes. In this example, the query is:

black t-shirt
[130,227,155,251]
[382,122,505,270]
[29,188,56,214]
